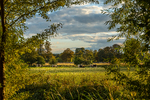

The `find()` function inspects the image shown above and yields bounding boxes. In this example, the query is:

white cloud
[24,2,124,53]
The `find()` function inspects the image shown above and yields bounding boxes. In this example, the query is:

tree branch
[4,0,9,4]
[9,0,59,28]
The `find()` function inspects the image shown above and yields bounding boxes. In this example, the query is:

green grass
[28,66,135,73]
[9,66,139,100]
[28,67,106,74]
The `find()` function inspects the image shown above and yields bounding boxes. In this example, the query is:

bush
[5,59,30,99]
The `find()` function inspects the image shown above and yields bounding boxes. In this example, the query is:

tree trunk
[0,0,6,99]
[0,57,5,100]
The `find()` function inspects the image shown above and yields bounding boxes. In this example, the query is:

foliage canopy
[103,0,150,50]
[104,0,150,99]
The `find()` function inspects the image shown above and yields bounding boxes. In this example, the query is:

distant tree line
[21,42,122,66]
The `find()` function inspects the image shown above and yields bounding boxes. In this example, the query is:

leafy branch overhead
[103,0,150,49]
[25,23,63,46]
[2,0,99,48]
[4,0,99,30]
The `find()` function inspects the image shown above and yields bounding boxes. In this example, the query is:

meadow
[10,66,137,100]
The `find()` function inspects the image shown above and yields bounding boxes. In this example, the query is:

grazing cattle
[52,65,57,67]
[36,64,41,67]
[78,64,84,68]
[78,64,80,68]
[93,64,97,67]
[80,64,84,68]
[90,64,97,67]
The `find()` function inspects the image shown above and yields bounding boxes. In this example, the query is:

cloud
[86,39,125,51]
[50,31,124,53]
[24,2,123,53]
[73,14,108,24]
[25,3,114,35]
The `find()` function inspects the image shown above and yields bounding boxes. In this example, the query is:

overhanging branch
[9,0,59,28]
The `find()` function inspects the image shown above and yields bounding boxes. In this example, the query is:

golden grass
[93,63,110,65]
[44,62,110,66]
[57,63,74,65]
[44,63,50,65]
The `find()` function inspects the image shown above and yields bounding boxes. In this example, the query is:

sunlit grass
[28,66,135,74]
[44,62,110,66]
[28,67,106,73]
[10,66,141,100]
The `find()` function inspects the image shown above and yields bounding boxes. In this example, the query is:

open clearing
[10,66,137,100]
[28,66,135,74]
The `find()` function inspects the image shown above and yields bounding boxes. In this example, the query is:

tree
[103,1,150,99]
[74,56,84,65]
[82,59,91,65]
[45,40,52,54]
[97,47,114,62]
[36,56,45,66]
[57,54,63,62]
[75,47,85,54]
[38,44,45,55]
[97,45,121,62]
[84,49,94,64]
[104,0,150,50]
[75,47,85,58]
[21,47,38,66]
[112,44,121,58]
[123,38,141,66]
[0,0,99,99]
[41,40,53,62]
[74,48,94,65]
[0,1,62,99]
[93,50,98,62]
[74,48,85,65]
[97,49,105,62]
[49,55,57,65]
[61,48,74,62]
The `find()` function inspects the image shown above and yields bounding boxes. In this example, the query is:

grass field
[28,67,106,74]
[44,62,110,66]
[10,66,138,100]
[43,62,110,67]
[28,66,135,74]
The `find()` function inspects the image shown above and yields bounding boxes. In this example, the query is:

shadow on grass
[12,83,112,100]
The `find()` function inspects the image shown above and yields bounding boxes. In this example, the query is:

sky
[24,0,125,54]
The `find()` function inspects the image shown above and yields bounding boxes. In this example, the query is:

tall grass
[9,67,136,100]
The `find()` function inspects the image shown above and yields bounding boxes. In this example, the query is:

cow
[36,64,41,67]
[78,64,80,68]
[52,65,57,67]
[90,64,97,67]
[78,64,84,68]
[93,64,97,67]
